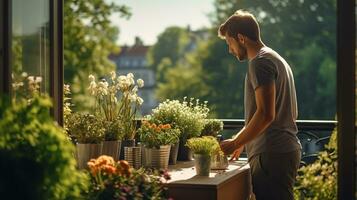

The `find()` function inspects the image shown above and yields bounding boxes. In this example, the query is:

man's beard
[236,40,247,61]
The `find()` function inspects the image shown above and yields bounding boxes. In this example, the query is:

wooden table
[166,159,252,200]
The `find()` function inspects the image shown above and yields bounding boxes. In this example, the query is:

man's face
[225,34,247,61]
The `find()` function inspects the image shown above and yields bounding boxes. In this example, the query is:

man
[218,10,301,200]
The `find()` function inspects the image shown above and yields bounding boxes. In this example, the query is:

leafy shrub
[200,119,224,137]
[149,97,209,140]
[294,129,337,200]
[186,136,222,155]
[67,112,105,144]
[104,118,126,141]
[0,96,88,200]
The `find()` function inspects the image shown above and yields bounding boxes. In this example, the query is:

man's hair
[218,10,261,41]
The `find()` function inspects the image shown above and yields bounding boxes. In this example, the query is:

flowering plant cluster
[138,121,180,149]
[11,72,43,102]
[88,71,144,140]
[87,155,171,200]
[149,97,210,140]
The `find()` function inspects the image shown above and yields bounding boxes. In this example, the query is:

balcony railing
[220,119,337,165]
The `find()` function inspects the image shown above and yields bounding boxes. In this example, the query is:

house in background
[109,37,156,115]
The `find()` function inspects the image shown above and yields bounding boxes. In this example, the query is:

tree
[64,0,130,111]
[147,26,191,83]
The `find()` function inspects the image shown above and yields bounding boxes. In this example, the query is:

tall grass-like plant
[0,96,88,200]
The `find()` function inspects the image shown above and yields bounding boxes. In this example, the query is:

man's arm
[220,82,276,155]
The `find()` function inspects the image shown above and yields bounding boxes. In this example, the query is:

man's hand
[229,146,244,161]
[220,139,240,156]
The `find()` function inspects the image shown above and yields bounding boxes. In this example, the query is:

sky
[110,0,215,46]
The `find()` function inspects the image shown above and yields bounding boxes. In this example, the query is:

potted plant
[102,118,125,160]
[200,119,224,137]
[87,155,171,200]
[149,97,209,161]
[138,121,180,169]
[88,72,144,160]
[0,95,88,199]
[186,136,222,176]
[67,112,105,169]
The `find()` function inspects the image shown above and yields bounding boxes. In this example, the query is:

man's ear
[237,33,245,44]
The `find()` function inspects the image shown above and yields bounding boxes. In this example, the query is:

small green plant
[103,118,125,141]
[150,97,209,140]
[138,121,180,149]
[294,129,337,200]
[0,95,88,199]
[200,119,224,137]
[186,136,222,155]
[87,155,171,200]
[67,112,105,144]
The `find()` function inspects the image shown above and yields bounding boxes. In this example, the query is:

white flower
[88,74,95,82]
[21,72,28,77]
[88,81,97,95]
[127,73,134,79]
[136,97,144,105]
[129,94,137,102]
[28,76,34,82]
[35,76,42,83]
[132,86,138,93]
[137,79,144,88]
[110,71,116,80]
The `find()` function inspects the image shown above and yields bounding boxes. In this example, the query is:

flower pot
[124,146,142,169]
[144,145,171,169]
[119,139,135,160]
[102,140,121,160]
[76,143,103,169]
[194,154,211,176]
[169,142,179,165]
[177,139,193,161]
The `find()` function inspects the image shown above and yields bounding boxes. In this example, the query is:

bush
[67,112,105,144]
[294,129,337,200]
[200,119,224,137]
[186,136,222,155]
[0,96,88,200]
[149,97,209,140]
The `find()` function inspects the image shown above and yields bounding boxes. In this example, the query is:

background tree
[64,0,130,111]
[156,0,336,119]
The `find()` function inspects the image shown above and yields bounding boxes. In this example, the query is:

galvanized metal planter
[144,145,171,169]
[124,146,142,169]
[169,142,179,165]
[102,140,121,161]
[194,154,211,176]
[119,139,135,160]
[76,143,103,169]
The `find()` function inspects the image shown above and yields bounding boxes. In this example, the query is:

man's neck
[247,40,265,61]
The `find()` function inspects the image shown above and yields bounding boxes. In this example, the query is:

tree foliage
[64,0,130,111]
[156,0,336,119]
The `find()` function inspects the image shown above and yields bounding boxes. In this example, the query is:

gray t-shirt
[244,46,301,160]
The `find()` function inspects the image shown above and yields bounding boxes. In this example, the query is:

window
[11,0,50,99]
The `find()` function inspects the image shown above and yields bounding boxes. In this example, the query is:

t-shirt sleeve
[248,58,277,90]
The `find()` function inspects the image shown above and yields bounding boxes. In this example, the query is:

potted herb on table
[186,136,223,176]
